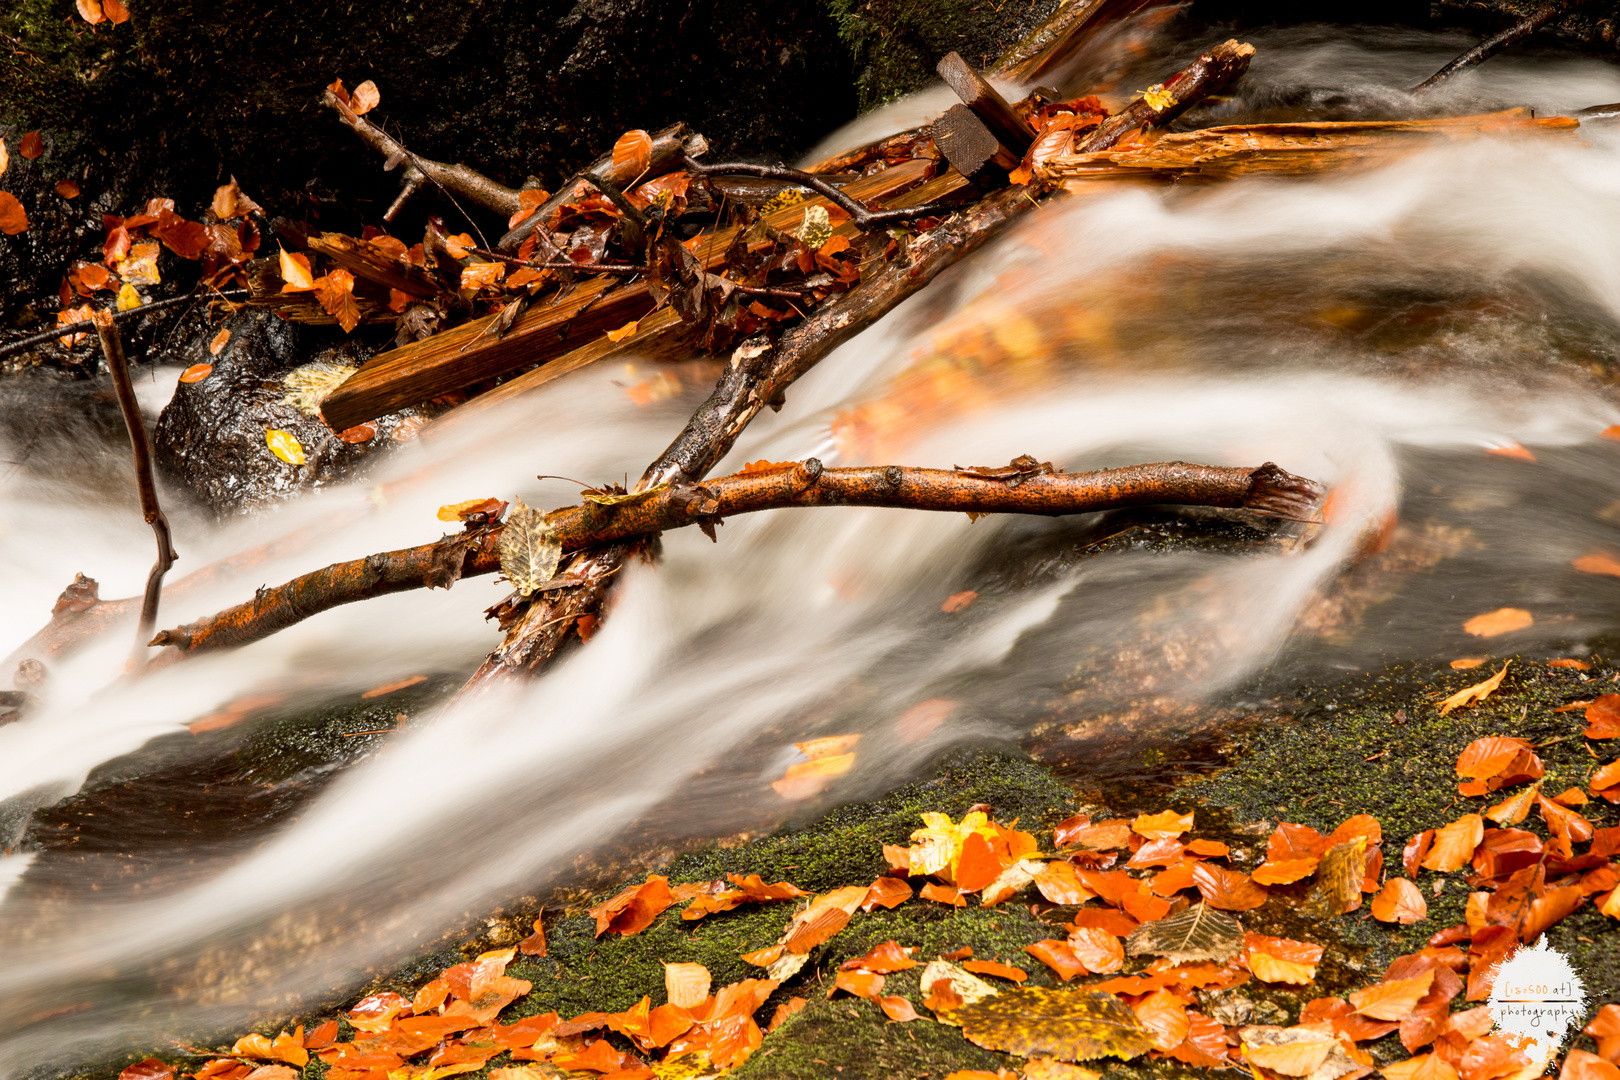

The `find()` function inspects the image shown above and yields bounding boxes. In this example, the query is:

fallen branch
[0,288,249,362]
[92,310,177,655]
[148,459,1319,656]
[1412,0,1590,93]
[680,158,966,229]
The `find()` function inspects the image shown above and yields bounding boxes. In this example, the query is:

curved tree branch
[149,459,1321,656]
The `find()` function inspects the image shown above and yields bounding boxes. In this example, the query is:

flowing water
[3,22,1620,1075]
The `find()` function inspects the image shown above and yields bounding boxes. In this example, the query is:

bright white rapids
[2,27,1620,1073]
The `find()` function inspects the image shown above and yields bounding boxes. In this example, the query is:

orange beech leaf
[55,179,79,198]
[19,131,42,159]
[772,752,855,797]
[1350,969,1434,1021]
[942,1073,1015,1080]
[1456,736,1536,780]
[1190,862,1268,911]
[1053,814,1092,847]
[347,992,412,1033]
[1592,759,1620,800]
[740,943,783,967]
[955,830,1011,892]
[76,0,105,23]
[1134,988,1190,1051]
[1164,1011,1229,1069]
[1463,608,1533,638]
[1551,658,1593,669]
[189,1062,249,1080]
[921,881,966,906]
[1485,441,1535,461]
[313,269,362,331]
[1068,906,1140,936]
[1520,883,1584,941]
[844,941,916,973]
[925,976,966,1014]
[179,363,214,384]
[1576,553,1620,578]
[1485,782,1542,826]
[1185,839,1230,858]
[664,962,710,1009]
[795,734,860,759]
[1150,860,1197,896]
[1584,1005,1620,1063]
[942,590,978,612]
[1066,927,1124,973]
[862,875,912,911]
[207,327,231,356]
[117,1061,173,1080]
[1035,861,1097,905]
[0,191,29,235]
[493,1012,559,1049]
[1422,815,1484,873]
[1057,819,1132,851]
[1371,879,1429,924]
[1553,786,1589,806]
[1241,1029,1337,1076]
[413,977,449,1013]
[278,246,316,291]
[942,946,974,960]
[781,885,866,953]
[349,79,380,115]
[1268,822,1330,862]
[1404,831,1435,877]
[1439,664,1511,716]
[1587,696,1620,739]
[1452,657,1487,669]
[1127,837,1185,868]
[590,876,676,937]
[1561,1050,1620,1080]
[1382,1053,1460,1080]
[1253,857,1320,885]
[1539,793,1595,850]
[962,959,1027,982]
[613,129,654,179]
[1025,939,1087,981]
[767,996,807,1033]
[1245,932,1323,985]
[830,969,885,1000]
[877,994,921,1022]
[1133,809,1194,839]
[552,1038,638,1073]
[1457,1032,1531,1080]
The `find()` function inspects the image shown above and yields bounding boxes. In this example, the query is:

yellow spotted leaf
[939,984,1154,1062]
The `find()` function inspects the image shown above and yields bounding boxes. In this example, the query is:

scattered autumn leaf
[941,984,1155,1062]
[1575,553,1620,578]
[1422,814,1484,872]
[351,79,380,114]
[613,129,653,180]
[264,429,306,465]
[1586,696,1620,739]
[942,590,978,612]
[0,191,28,235]
[1462,608,1533,637]
[1438,663,1510,716]
[19,131,42,159]
[55,179,79,198]
[1370,878,1428,924]
[1125,902,1243,964]
[962,959,1028,982]
[1133,809,1194,839]
[179,363,213,384]
[1245,932,1324,984]
[1189,861,1268,911]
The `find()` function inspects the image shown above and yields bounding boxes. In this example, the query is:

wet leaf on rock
[941,984,1154,1062]
[265,429,306,465]
[1126,901,1242,964]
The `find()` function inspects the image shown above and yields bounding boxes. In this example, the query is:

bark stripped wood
[1412,0,1592,93]
[1043,109,1580,185]
[148,460,1318,656]
[92,310,177,654]
[937,51,1035,157]
[322,88,535,222]
[317,158,941,431]
[498,123,705,250]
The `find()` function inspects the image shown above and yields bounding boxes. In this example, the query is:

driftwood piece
[92,310,177,655]
[1412,0,1592,93]
[937,51,1035,157]
[148,460,1319,656]
[317,158,941,431]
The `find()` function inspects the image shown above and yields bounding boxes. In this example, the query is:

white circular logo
[1486,938,1589,1063]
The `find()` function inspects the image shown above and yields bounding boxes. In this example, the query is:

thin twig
[1412,0,1589,93]
[92,310,177,658]
[682,157,965,228]
[0,288,249,362]
[458,247,811,299]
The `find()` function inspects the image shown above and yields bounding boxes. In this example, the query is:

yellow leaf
[117,240,161,285]
[605,319,640,342]
[1140,84,1178,111]
[794,735,861,759]
[116,283,142,311]
[265,429,306,465]
[1437,662,1509,715]
[279,245,316,291]
[1132,809,1193,839]
[498,498,561,595]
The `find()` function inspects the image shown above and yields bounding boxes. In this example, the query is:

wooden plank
[320,158,939,431]
[932,105,1015,187]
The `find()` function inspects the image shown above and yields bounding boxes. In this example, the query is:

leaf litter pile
[111,691,1620,1080]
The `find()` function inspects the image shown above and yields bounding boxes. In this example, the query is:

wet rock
[152,309,417,515]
